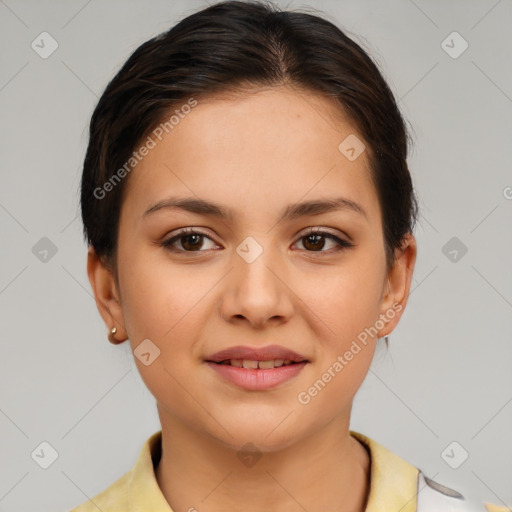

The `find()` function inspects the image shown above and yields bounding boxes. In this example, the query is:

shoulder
[416,471,500,512]
[69,470,131,511]
[68,430,165,511]
[350,431,505,512]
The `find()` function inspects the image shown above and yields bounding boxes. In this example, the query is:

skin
[88,85,416,512]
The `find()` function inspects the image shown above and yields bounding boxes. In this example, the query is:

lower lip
[206,361,308,390]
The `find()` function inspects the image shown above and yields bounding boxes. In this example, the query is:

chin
[211,417,307,454]
[223,433,299,454]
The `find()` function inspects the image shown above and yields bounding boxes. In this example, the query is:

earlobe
[377,233,417,337]
[87,246,128,344]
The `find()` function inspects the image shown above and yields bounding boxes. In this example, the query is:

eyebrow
[143,196,368,222]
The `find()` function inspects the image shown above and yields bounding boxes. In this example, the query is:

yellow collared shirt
[70,430,505,512]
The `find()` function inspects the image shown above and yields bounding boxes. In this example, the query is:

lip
[205,344,309,391]
[206,344,307,363]
[206,361,308,390]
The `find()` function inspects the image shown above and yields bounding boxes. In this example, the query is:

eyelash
[160,227,354,255]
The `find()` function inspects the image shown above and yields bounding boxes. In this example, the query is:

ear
[377,233,417,337]
[87,246,128,344]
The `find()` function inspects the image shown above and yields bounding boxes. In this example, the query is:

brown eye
[294,229,354,253]
[302,233,327,251]
[179,233,204,251]
[161,229,217,252]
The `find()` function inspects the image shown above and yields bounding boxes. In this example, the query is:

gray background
[0,1,511,511]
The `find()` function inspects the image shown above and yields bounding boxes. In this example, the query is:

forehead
[121,85,381,227]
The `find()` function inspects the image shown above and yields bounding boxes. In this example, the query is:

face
[89,85,416,452]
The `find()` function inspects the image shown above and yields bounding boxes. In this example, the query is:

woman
[73,1,503,510]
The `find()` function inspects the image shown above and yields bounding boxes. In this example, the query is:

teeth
[225,358,293,369]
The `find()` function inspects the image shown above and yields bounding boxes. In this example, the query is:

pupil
[183,234,202,250]
[304,234,324,251]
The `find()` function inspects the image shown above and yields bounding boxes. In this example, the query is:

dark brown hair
[80,0,418,272]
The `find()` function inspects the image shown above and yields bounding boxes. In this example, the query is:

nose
[219,241,294,329]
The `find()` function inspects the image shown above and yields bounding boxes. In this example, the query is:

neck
[155,411,371,512]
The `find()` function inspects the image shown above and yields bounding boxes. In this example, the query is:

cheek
[119,251,208,410]
[296,344,375,427]
[295,252,385,341]
[292,248,384,404]
[119,247,209,342]
[294,269,379,416]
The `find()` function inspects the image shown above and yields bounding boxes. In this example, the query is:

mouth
[205,359,308,391]
[205,344,308,365]
[205,345,309,390]
[209,358,301,369]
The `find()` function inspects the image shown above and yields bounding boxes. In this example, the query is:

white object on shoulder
[416,471,489,512]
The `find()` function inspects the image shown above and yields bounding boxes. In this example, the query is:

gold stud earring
[108,326,118,344]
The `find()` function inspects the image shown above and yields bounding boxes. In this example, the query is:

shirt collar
[127,430,419,512]
[127,430,171,511]
[350,430,419,512]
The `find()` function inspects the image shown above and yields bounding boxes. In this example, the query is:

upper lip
[206,345,308,363]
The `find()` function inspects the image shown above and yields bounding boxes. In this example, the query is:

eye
[161,227,354,254]
[161,228,218,252]
[293,228,354,253]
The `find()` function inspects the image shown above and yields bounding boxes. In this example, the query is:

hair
[80,0,418,275]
